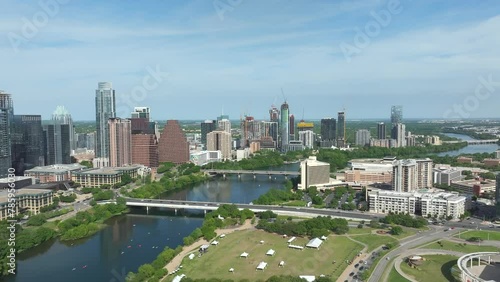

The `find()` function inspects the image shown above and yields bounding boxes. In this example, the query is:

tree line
[256,215,349,237]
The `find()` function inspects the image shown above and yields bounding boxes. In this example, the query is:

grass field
[399,255,459,282]
[455,230,500,241]
[387,265,410,282]
[350,234,398,252]
[422,240,500,253]
[347,227,375,235]
[177,230,363,281]
[391,227,418,240]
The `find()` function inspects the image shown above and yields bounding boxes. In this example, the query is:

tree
[80,160,93,168]
[390,226,403,235]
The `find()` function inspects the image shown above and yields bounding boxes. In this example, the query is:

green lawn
[423,240,500,253]
[391,227,418,240]
[455,230,500,241]
[400,255,459,282]
[347,227,375,235]
[350,234,398,252]
[387,265,410,282]
[177,230,363,281]
[283,200,307,207]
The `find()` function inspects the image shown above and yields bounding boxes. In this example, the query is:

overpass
[121,197,380,221]
[202,169,300,179]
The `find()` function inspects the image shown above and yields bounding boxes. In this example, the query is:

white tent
[320,235,328,240]
[266,249,275,256]
[288,244,304,250]
[259,240,264,244]
[229,268,234,272]
[240,252,249,258]
[172,274,186,282]
[256,262,267,271]
[306,238,323,249]
[220,234,226,238]
[287,237,296,244]
[188,253,195,260]
[299,275,316,282]
[211,240,219,245]
[279,261,285,267]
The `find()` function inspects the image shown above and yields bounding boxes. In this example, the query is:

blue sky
[1,0,500,121]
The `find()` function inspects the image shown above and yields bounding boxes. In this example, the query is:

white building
[217,119,231,134]
[207,130,232,160]
[392,159,433,192]
[368,188,466,219]
[355,129,371,146]
[298,130,315,149]
[190,151,222,166]
[433,167,462,185]
[299,156,330,190]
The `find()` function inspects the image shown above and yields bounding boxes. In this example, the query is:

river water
[5,163,298,282]
[437,133,499,156]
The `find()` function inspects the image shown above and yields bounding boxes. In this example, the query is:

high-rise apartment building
[158,120,189,164]
[0,91,13,177]
[261,121,278,145]
[391,123,406,147]
[320,118,336,147]
[355,129,371,146]
[337,111,346,148]
[416,158,433,188]
[391,105,403,125]
[207,130,232,160]
[201,120,216,147]
[108,118,132,167]
[11,115,45,174]
[217,119,231,134]
[241,116,261,147]
[95,82,116,159]
[280,102,289,150]
[377,122,386,139]
[392,159,417,192]
[298,130,315,149]
[52,106,75,153]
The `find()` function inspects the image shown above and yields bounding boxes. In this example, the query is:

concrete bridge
[118,197,380,221]
[443,139,498,145]
[201,169,300,179]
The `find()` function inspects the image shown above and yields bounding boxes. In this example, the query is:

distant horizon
[2,1,499,120]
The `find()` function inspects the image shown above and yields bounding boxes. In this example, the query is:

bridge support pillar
[269,175,272,180]
[223,174,226,179]
[253,174,256,179]
[204,210,207,215]
[146,206,149,214]
[284,175,288,180]
[238,174,241,179]
[175,209,177,215]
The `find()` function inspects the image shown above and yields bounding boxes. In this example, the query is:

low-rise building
[344,170,392,184]
[450,179,496,196]
[0,188,54,220]
[457,157,473,164]
[433,167,462,185]
[190,151,222,166]
[0,176,35,189]
[483,159,500,167]
[367,188,466,219]
[24,164,86,183]
[71,165,142,188]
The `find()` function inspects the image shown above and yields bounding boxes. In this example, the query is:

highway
[123,197,383,221]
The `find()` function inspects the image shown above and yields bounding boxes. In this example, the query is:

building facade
[320,118,336,147]
[0,189,54,220]
[298,130,315,149]
[391,123,406,148]
[158,120,189,164]
[207,130,232,160]
[280,102,289,150]
[44,123,71,165]
[337,111,346,148]
[201,120,216,147]
[355,129,371,146]
[11,115,45,175]
[0,91,13,178]
[108,118,132,167]
[24,163,86,183]
[391,105,403,124]
[131,134,158,168]
[52,106,75,152]
[95,82,116,160]
[300,156,330,190]
[72,165,141,188]
[377,122,386,139]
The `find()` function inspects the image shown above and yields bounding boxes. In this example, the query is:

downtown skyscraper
[0,91,13,177]
[52,106,75,152]
[95,82,116,160]
[280,101,289,150]
[320,118,336,147]
[11,115,44,174]
[337,111,346,148]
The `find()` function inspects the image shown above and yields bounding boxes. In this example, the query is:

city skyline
[1,1,500,120]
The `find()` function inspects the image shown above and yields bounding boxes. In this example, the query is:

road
[368,226,458,282]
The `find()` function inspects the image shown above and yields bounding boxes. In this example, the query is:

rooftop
[73,165,143,175]
[0,188,53,204]
[25,163,86,173]
[0,176,33,183]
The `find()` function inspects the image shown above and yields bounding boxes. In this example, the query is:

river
[437,133,499,156]
[5,163,299,282]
